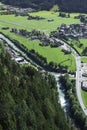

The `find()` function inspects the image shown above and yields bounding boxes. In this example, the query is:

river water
[53,74,67,110]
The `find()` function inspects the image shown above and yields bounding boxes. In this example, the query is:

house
[81,81,87,91]
[15,57,24,63]
[58,23,87,39]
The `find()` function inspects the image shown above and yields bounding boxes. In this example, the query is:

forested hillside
[0,43,75,130]
[0,0,87,12]
[57,0,87,13]
[0,0,56,10]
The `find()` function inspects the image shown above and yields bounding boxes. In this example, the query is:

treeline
[56,0,87,13]
[59,74,87,130]
[0,43,75,130]
[0,0,56,10]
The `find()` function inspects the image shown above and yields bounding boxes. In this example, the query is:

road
[76,56,87,115]
[0,33,87,115]
[58,38,87,115]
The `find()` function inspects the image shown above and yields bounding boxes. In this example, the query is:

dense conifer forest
[56,0,87,13]
[0,0,87,12]
[0,0,55,9]
[0,43,75,130]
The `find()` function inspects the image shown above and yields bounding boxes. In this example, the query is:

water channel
[53,74,66,109]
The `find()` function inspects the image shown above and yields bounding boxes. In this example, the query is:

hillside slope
[0,0,56,10]
[0,0,87,12]
[56,0,87,13]
[0,43,75,130]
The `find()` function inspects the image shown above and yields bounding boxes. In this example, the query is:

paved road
[76,56,87,115]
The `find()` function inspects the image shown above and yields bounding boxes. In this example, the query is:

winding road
[0,33,87,115]
[76,56,87,115]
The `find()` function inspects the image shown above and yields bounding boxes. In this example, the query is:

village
[10,28,64,47]
[1,4,87,94]
[0,5,35,16]
[58,23,87,39]
[81,62,87,91]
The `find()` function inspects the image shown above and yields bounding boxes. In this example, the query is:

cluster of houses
[40,37,64,47]
[0,6,35,16]
[58,24,87,39]
[11,28,64,47]
[8,6,35,14]
[5,44,28,64]
[81,63,87,91]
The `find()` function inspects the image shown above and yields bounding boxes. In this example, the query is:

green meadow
[81,90,87,108]
[77,39,87,55]
[0,10,80,71]
[0,11,81,33]
[0,30,76,71]
[68,38,87,55]
[81,57,87,63]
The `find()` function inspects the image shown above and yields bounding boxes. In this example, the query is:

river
[53,74,67,110]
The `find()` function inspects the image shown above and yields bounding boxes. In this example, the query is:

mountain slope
[0,0,56,10]
[0,0,87,12]
[56,0,87,13]
[0,43,75,130]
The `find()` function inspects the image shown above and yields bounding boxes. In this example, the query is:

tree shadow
[59,58,70,65]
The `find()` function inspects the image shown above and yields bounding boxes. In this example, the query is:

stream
[53,74,67,111]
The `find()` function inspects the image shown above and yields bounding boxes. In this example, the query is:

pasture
[81,90,87,108]
[0,11,81,33]
[0,10,79,71]
[81,57,87,63]
[0,30,76,71]
[68,38,87,55]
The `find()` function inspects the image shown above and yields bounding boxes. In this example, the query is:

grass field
[76,39,87,54]
[0,10,79,71]
[81,57,87,63]
[68,40,82,54]
[67,38,87,55]
[0,11,81,33]
[81,90,87,108]
[0,29,76,71]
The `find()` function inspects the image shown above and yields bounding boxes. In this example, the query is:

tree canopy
[0,43,75,130]
[1,0,87,13]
